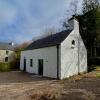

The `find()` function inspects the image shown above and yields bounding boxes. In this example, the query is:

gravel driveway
[0,67,100,100]
[0,71,61,100]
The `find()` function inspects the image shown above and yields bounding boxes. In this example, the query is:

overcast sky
[0,0,83,43]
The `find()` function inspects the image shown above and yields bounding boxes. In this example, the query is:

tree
[81,0,100,57]
[63,0,79,29]
[70,0,78,15]
[83,0,99,13]
[38,27,57,39]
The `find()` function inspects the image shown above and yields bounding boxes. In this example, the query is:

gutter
[57,45,60,80]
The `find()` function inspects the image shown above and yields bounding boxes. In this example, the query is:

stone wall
[0,50,15,63]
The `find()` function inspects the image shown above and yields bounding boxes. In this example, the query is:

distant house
[20,17,87,79]
[0,42,15,63]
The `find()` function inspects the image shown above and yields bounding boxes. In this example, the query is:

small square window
[6,51,9,55]
[30,59,33,67]
[72,40,75,45]
[71,40,75,48]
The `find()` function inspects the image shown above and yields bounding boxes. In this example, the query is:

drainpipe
[57,45,60,80]
[78,36,80,75]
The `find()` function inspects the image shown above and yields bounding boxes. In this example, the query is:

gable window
[72,40,75,45]
[71,40,75,48]
[30,59,33,67]
[5,57,8,62]
[6,51,9,55]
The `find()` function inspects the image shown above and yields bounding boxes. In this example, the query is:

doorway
[24,59,26,72]
[38,59,43,75]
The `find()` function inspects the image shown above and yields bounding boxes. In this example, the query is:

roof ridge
[33,29,71,42]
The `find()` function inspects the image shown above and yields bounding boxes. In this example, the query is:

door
[24,59,26,72]
[38,59,43,75]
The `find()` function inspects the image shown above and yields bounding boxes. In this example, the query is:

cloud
[0,0,83,43]
[0,0,18,26]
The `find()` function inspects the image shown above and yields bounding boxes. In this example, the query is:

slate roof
[26,29,72,50]
[0,42,15,50]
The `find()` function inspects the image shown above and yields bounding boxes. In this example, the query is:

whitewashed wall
[0,50,15,62]
[60,19,87,79]
[79,34,87,73]
[20,46,57,78]
[20,18,87,79]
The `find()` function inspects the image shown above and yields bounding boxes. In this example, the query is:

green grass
[0,63,10,72]
[96,73,100,78]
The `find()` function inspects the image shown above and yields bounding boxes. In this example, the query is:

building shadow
[0,71,57,85]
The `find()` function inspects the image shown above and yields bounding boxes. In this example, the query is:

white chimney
[68,15,79,31]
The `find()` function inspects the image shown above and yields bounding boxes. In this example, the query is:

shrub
[0,62,10,72]
[96,73,100,78]
[0,59,20,72]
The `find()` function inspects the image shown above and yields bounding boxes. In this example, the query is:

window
[30,59,33,67]
[71,40,75,48]
[72,40,75,45]
[5,57,8,62]
[6,51,9,55]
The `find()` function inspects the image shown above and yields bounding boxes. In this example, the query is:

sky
[0,0,83,44]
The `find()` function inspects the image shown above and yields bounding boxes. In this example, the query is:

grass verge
[0,62,10,72]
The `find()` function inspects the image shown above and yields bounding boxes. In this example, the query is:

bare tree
[70,0,79,15]
[83,0,99,13]
[63,0,79,29]
[43,27,56,36]
[32,27,57,42]
[81,0,100,57]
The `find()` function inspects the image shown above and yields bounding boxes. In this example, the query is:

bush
[0,63,10,72]
[0,58,20,72]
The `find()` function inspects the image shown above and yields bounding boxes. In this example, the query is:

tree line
[63,0,100,65]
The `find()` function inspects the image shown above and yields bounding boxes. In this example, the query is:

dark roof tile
[26,30,72,50]
[0,42,15,50]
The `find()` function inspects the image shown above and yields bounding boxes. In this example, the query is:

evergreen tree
[79,0,100,57]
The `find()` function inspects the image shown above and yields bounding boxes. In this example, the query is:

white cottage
[20,18,87,79]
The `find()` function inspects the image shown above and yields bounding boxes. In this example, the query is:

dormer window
[71,40,75,48]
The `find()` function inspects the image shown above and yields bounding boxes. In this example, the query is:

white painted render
[20,18,87,79]
[78,34,87,73]
[20,46,57,78]
[60,19,87,79]
[0,50,15,62]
